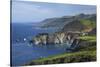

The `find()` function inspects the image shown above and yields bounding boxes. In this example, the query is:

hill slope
[40,14,96,30]
[62,15,96,32]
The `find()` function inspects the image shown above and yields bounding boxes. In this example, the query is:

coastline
[25,35,96,66]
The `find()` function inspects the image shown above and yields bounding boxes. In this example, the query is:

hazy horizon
[12,1,96,23]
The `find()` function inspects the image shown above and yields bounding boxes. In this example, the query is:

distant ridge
[40,13,96,31]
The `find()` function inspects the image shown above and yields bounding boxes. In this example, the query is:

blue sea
[11,23,68,66]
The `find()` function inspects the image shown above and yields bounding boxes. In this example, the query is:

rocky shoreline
[29,31,82,49]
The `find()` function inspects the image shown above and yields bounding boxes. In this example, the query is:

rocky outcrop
[31,32,80,49]
[33,33,48,45]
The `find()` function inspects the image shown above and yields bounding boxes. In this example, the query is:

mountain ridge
[40,13,96,30]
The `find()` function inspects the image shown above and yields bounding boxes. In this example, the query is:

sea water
[11,23,67,66]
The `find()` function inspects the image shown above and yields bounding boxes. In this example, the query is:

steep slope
[62,15,96,32]
[62,20,85,32]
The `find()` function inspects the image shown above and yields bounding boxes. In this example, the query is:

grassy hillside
[79,36,96,42]
[79,19,96,32]
[27,50,96,65]
[62,18,96,32]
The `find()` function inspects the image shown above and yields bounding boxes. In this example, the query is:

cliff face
[31,32,80,49]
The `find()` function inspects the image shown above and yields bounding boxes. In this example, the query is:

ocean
[11,23,67,66]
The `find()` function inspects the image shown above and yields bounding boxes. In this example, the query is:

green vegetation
[79,36,96,42]
[76,35,96,51]
[80,19,96,29]
[26,50,96,65]
[26,35,96,65]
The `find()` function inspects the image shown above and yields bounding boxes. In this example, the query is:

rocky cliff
[30,32,80,49]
